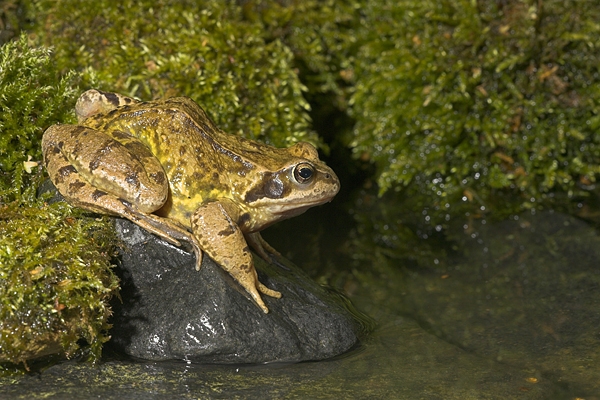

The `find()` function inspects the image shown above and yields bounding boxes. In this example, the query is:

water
[2,207,599,398]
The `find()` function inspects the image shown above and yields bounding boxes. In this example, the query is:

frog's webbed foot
[191,202,281,313]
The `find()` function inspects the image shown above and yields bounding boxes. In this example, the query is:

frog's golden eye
[293,163,315,184]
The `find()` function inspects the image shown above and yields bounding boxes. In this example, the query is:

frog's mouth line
[266,196,336,217]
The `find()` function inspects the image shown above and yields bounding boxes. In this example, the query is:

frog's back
[82,99,231,220]
[84,98,215,160]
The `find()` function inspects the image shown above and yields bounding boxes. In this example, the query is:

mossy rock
[0,199,118,368]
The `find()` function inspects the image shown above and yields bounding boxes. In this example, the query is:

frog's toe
[258,282,282,299]
[242,280,278,313]
[194,250,203,271]
[248,289,270,314]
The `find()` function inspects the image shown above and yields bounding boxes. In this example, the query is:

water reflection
[2,204,599,398]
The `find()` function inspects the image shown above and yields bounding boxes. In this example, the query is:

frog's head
[242,142,340,229]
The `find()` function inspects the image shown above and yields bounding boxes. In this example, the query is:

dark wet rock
[108,218,363,363]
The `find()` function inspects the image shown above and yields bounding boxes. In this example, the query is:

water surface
[2,209,598,399]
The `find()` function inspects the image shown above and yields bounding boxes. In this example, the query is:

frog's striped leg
[42,124,203,266]
[190,201,282,313]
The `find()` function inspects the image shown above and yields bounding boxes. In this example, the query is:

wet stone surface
[108,218,363,363]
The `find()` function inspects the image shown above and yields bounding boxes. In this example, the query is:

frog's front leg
[190,200,282,313]
[42,124,203,264]
[245,232,282,263]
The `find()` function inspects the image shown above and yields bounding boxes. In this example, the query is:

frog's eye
[293,163,315,184]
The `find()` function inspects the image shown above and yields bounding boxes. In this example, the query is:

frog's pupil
[299,167,312,179]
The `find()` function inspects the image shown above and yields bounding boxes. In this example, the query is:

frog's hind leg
[42,124,202,265]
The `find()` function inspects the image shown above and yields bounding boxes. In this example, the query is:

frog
[42,89,340,314]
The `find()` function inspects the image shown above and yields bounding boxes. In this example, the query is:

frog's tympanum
[42,90,340,313]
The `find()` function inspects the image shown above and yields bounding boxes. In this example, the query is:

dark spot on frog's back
[112,130,133,140]
[125,171,139,186]
[218,225,235,237]
[238,212,251,226]
[89,157,101,172]
[48,145,61,156]
[125,141,154,158]
[239,263,251,272]
[58,165,77,178]
[179,146,186,156]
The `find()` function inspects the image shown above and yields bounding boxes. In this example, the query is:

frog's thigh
[190,202,282,313]
[43,125,203,257]
[43,124,167,213]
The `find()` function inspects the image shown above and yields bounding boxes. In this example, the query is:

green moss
[347,0,600,220]
[0,36,118,368]
[235,1,600,270]
[244,0,600,223]
[0,35,78,175]
[26,0,318,148]
[242,0,359,101]
[0,195,118,367]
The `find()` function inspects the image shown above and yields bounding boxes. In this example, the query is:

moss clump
[0,195,118,367]
[348,0,600,221]
[26,0,317,148]
[231,1,600,270]
[0,35,78,174]
[0,36,118,368]
[246,1,600,224]
[242,0,359,102]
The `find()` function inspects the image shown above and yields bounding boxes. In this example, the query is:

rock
[108,218,363,363]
